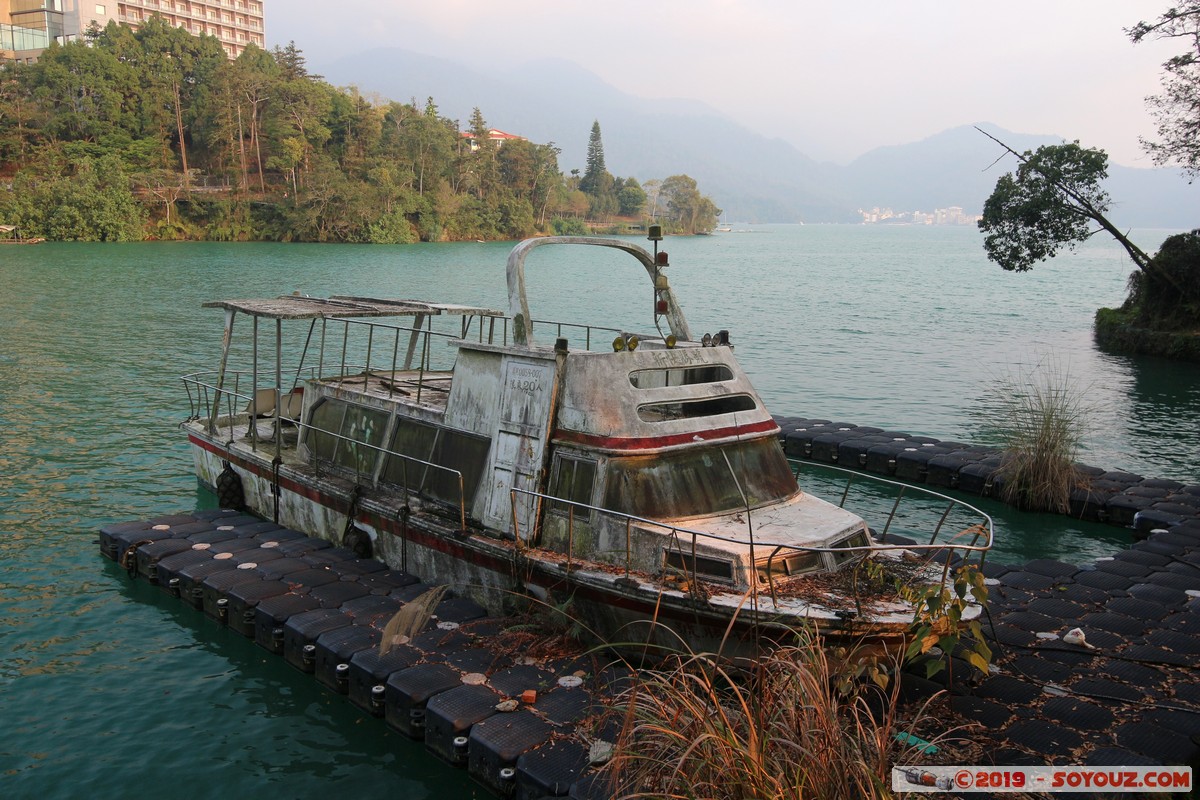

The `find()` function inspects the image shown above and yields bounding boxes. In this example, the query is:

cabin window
[604,437,797,519]
[306,399,388,476]
[381,418,489,508]
[830,531,871,567]
[757,549,822,579]
[629,365,733,389]
[663,549,734,583]
[636,394,757,423]
[548,455,597,517]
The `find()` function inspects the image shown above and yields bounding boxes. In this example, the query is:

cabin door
[483,356,558,541]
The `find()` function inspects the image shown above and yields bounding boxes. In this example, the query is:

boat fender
[343,523,373,560]
[340,486,373,558]
[216,461,245,511]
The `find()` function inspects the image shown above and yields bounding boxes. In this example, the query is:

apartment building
[81,1,265,58]
[1,0,264,63]
[1,1,69,63]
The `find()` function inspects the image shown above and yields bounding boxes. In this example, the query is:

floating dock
[100,416,1200,790]
[776,416,1200,536]
[99,511,617,799]
[776,415,1200,771]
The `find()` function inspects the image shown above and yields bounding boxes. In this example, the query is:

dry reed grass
[603,628,946,800]
[992,363,1091,513]
[378,585,448,655]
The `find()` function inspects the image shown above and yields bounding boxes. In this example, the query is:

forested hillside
[0,20,716,242]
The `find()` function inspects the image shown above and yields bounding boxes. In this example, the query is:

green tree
[3,153,145,240]
[107,17,226,182]
[979,129,1197,339]
[1123,229,1200,330]
[464,107,500,200]
[579,120,605,195]
[975,131,1186,294]
[382,99,457,196]
[270,69,333,194]
[617,178,646,216]
[327,87,381,169]
[272,41,315,81]
[1128,2,1200,178]
[660,174,719,234]
[0,63,35,163]
[25,39,133,142]
[210,44,281,192]
[977,137,1144,271]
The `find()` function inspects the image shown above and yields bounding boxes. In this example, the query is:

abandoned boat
[181,234,991,656]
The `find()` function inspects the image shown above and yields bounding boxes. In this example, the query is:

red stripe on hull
[187,431,894,645]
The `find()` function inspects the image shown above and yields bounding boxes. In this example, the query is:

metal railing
[181,371,471,532]
[182,368,318,425]
[510,472,992,607]
[787,458,993,552]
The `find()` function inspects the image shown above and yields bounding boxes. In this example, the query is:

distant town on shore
[859,206,982,225]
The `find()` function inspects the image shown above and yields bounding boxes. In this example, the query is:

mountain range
[318,48,1197,228]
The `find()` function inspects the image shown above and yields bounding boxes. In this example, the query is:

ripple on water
[0,231,1194,796]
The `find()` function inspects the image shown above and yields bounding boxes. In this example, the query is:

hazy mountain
[319,49,1197,228]
[843,124,1197,229]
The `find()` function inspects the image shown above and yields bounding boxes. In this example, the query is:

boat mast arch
[505,236,693,347]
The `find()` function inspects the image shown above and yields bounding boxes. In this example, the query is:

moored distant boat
[0,224,45,244]
[180,234,991,658]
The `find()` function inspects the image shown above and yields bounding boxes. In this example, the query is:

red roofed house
[461,129,527,151]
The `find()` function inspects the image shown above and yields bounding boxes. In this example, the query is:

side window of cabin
[381,419,438,486]
[306,399,388,476]
[382,419,490,509]
[548,456,597,516]
[424,428,490,507]
[307,398,345,460]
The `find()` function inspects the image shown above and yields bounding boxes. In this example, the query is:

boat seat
[279,391,304,420]
[245,388,304,420]
[245,389,276,418]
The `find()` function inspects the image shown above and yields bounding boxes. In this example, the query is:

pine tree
[579,120,605,195]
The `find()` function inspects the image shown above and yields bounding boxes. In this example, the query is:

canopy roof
[202,295,503,321]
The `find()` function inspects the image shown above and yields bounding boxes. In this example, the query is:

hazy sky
[268,1,1176,167]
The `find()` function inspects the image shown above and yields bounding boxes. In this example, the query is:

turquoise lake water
[1,226,1196,796]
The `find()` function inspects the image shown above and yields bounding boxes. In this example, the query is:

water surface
[1,227,1195,795]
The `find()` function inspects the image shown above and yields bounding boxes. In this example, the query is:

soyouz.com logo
[892,766,1192,793]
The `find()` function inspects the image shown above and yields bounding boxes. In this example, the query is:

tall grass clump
[991,363,1091,513]
[605,633,936,800]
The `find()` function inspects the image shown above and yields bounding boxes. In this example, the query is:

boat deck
[318,370,455,416]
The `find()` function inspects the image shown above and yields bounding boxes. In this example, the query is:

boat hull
[188,429,912,660]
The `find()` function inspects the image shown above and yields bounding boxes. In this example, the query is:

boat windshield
[603,437,798,519]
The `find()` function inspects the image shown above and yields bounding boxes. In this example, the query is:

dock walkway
[99,416,1200,795]
[99,512,616,799]
[777,416,1200,775]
